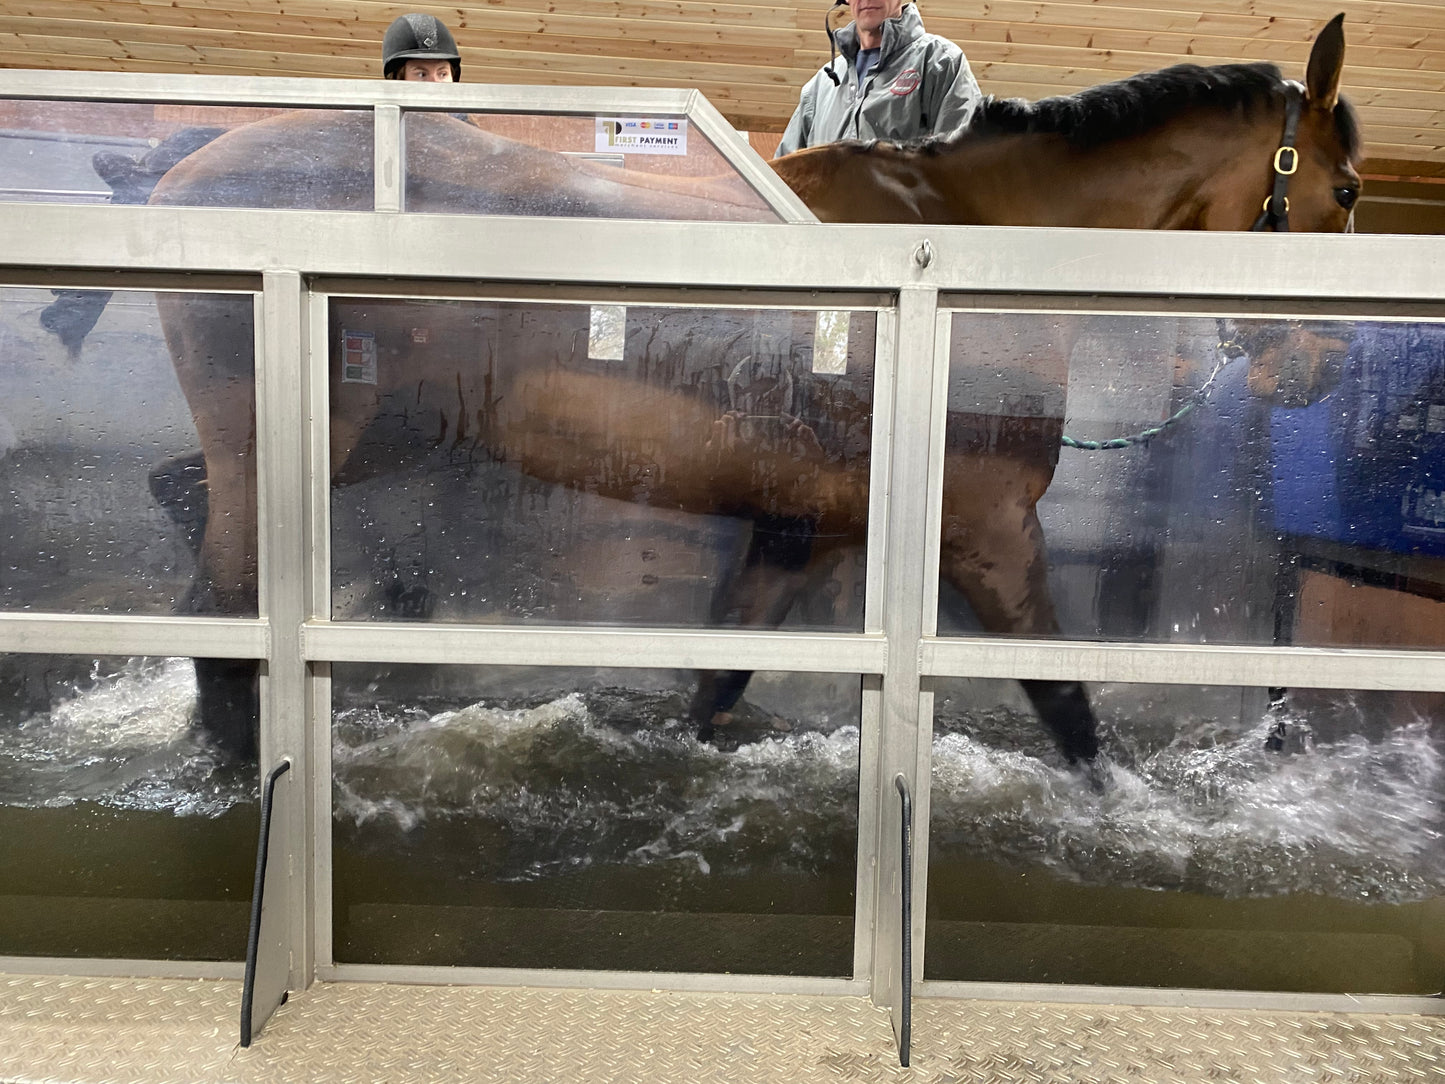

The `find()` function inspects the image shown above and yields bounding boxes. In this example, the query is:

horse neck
[928,112,1283,230]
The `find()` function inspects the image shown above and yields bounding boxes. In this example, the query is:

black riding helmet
[382,13,461,80]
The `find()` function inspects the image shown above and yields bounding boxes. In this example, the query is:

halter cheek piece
[1251,80,1304,232]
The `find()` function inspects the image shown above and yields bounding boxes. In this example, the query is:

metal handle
[894,772,913,1068]
[241,757,292,1048]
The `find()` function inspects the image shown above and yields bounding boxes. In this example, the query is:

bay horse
[140,15,1359,766]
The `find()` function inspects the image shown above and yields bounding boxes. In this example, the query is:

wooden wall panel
[3,0,1445,178]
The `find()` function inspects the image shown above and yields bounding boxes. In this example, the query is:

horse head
[1221,318,1352,407]
[1212,13,1362,234]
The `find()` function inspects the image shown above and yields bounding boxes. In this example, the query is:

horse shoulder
[770,146,857,221]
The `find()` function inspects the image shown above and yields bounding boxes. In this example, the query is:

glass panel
[939,311,1445,650]
[0,654,258,960]
[0,101,371,209]
[1274,320,1445,648]
[1,286,257,616]
[404,112,779,220]
[329,298,876,628]
[926,677,1445,994]
[332,664,860,975]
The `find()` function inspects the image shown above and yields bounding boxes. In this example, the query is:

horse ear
[1305,13,1346,112]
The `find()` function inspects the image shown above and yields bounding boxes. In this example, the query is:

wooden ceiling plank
[15,0,365,36]
[965,46,1445,94]
[2,31,804,87]
[143,0,807,31]
[958,26,1445,74]
[5,5,817,51]
[928,22,1445,81]
[0,17,804,69]
[982,74,1445,114]
[5,0,1445,175]
[1192,11,1445,50]
[1015,0,1445,30]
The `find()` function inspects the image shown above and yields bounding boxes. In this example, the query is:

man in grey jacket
[777,0,979,155]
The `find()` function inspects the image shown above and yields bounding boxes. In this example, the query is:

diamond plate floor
[3,974,1445,1084]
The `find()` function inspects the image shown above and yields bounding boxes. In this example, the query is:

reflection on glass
[925,677,1445,994]
[1,286,256,616]
[403,112,778,220]
[1273,321,1445,649]
[0,101,370,209]
[587,304,625,361]
[331,664,860,975]
[941,311,1445,651]
[328,299,876,628]
[812,310,850,375]
[0,654,257,960]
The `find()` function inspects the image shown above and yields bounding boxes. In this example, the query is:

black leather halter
[1251,81,1305,232]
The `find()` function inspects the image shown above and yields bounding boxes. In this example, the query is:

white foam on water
[930,709,1443,902]
[6,663,1440,904]
[333,693,862,880]
[0,656,248,816]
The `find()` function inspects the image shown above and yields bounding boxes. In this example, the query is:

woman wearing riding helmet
[382,12,462,82]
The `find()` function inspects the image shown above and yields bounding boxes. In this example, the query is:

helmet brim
[390,49,460,61]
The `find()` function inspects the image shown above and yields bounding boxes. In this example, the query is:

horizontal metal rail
[2,203,1442,303]
[920,637,1445,694]
[304,623,886,675]
[0,614,269,660]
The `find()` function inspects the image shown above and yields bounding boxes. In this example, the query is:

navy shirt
[855,47,880,87]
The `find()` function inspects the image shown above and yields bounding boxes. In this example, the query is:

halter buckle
[1273,146,1298,176]
[1262,195,1289,216]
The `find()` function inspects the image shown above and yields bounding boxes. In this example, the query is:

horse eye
[1335,186,1359,210]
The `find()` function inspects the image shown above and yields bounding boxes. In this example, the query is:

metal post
[871,284,941,1055]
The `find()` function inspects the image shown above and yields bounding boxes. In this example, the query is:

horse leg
[157,293,261,762]
[191,658,259,763]
[690,513,822,740]
[939,454,1100,765]
[149,450,210,556]
[180,432,262,762]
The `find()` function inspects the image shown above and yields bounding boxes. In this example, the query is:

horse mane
[886,61,1362,161]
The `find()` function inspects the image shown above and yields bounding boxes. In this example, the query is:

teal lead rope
[1060,337,1244,451]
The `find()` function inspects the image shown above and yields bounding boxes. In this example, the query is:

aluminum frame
[0,69,814,225]
[303,281,902,990]
[2,75,1444,1018]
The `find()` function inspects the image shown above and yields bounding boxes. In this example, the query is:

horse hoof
[1073,758,1109,794]
[1265,720,1288,753]
[386,580,434,620]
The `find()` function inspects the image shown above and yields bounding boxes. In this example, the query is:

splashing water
[333,688,861,882]
[931,698,1444,903]
[3,662,1440,904]
[0,656,250,816]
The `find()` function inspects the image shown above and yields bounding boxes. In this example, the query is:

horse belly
[495,369,865,530]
